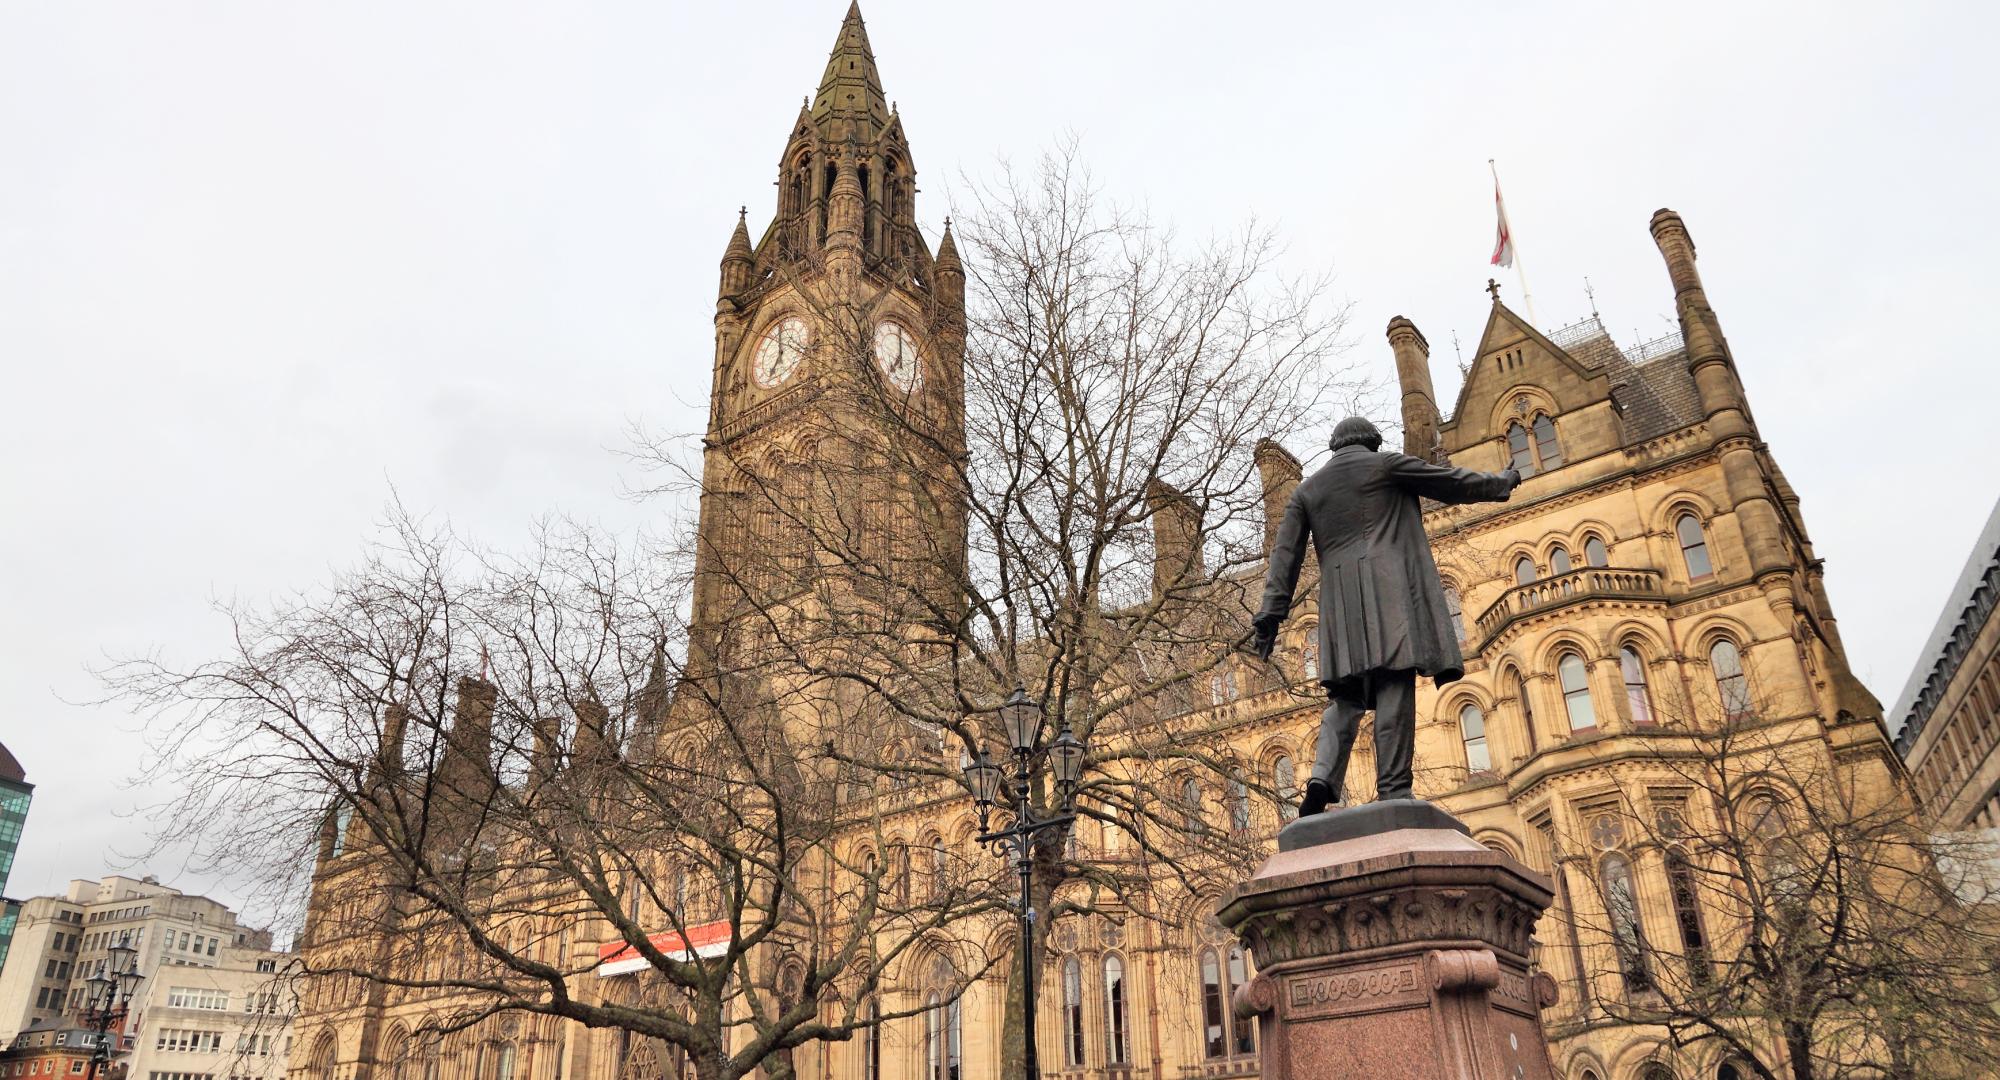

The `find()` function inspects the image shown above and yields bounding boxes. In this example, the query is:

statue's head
[1329,416,1383,453]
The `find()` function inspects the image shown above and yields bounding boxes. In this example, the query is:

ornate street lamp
[83,939,143,1080]
[961,685,1088,1080]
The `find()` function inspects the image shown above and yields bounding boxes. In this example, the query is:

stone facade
[285,7,1910,1080]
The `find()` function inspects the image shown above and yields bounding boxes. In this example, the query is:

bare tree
[639,140,1362,1077]
[108,509,1000,1080]
[1555,682,2000,1080]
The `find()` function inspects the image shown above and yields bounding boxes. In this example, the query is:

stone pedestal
[1217,801,1560,1080]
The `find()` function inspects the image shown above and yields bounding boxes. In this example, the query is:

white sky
[3,1,1996,925]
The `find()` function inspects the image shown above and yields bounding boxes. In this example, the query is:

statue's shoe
[1298,778,1336,818]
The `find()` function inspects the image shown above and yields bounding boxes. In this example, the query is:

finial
[1583,276,1598,317]
[943,215,952,229]
[1486,278,1502,302]
[738,205,747,218]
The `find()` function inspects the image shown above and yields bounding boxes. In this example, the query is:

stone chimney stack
[436,676,498,802]
[1253,439,1301,553]
[1388,316,1441,460]
[1650,209,1789,583]
[1147,480,1206,596]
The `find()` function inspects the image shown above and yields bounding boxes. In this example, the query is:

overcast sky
[3,1,1996,926]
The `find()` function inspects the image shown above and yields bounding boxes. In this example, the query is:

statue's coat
[1257,446,1516,700]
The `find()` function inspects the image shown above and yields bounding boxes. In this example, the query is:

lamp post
[83,939,144,1080]
[963,686,1087,1080]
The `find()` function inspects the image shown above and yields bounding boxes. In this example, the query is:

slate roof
[0,741,22,785]
[1543,316,1697,442]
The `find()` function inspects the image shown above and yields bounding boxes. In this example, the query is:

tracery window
[1599,852,1652,991]
[1664,848,1710,984]
[1181,777,1206,833]
[1273,754,1298,822]
[1621,646,1655,726]
[1102,954,1129,1064]
[1515,672,1538,751]
[1061,957,1085,1067]
[1583,535,1609,567]
[1711,640,1753,721]
[1559,653,1597,731]
[1459,703,1491,773]
[1506,422,1536,477]
[1532,414,1563,468]
[863,1000,880,1080]
[1676,513,1713,579]
[1227,771,1251,833]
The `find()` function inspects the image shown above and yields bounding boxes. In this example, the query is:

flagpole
[1489,159,1537,326]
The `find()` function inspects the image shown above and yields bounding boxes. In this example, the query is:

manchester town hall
[290,7,1911,1080]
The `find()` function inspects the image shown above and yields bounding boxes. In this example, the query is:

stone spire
[812,2,889,143]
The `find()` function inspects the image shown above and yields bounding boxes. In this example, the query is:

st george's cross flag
[1489,174,1514,269]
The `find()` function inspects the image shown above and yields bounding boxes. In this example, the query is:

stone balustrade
[1473,567,1665,649]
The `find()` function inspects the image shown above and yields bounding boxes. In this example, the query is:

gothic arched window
[1061,957,1085,1067]
[1676,512,1714,579]
[1459,703,1490,773]
[1550,545,1572,576]
[1199,948,1227,1058]
[1584,535,1609,568]
[1711,640,1753,721]
[1621,646,1655,726]
[1228,946,1255,1054]
[1532,414,1563,468]
[1102,954,1129,1064]
[1515,556,1538,586]
[1559,653,1597,731]
[1506,422,1536,476]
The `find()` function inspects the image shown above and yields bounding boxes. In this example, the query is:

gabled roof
[0,740,23,784]
[1444,298,1603,429]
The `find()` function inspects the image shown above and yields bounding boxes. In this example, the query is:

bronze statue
[1252,417,1521,817]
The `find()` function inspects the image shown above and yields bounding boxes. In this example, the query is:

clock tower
[689,2,966,667]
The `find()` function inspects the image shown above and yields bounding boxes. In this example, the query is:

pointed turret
[1387,316,1441,460]
[813,2,889,144]
[934,219,964,308]
[720,207,754,297]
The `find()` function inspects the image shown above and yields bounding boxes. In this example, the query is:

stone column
[1218,803,1561,1080]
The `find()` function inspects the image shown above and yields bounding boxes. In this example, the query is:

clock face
[753,317,809,388]
[873,321,922,393]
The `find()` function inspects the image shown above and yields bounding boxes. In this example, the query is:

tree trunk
[996,841,1061,1080]
[1784,1022,1815,1080]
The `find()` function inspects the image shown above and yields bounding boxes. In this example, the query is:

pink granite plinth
[1217,825,1560,1080]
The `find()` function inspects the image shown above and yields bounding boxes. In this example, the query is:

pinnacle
[935,219,960,265]
[723,207,753,261]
